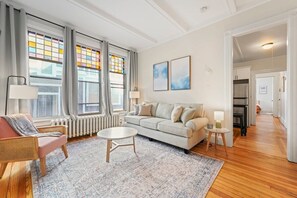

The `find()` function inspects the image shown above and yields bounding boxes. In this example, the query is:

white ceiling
[10,0,270,51]
[233,24,287,63]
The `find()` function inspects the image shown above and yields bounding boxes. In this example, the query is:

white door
[256,77,274,114]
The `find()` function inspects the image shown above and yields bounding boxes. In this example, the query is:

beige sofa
[124,103,208,153]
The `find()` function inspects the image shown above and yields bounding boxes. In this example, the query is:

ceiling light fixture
[262,42,274,49]
[200,6,208,13]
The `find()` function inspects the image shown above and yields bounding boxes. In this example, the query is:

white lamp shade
[214,111,224,121]
[9,85,38,99]
[129,91,140,99]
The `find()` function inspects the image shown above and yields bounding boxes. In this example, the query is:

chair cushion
[157,120,193,138]
[124,115,151,125]
[140,118,167,130]
[155,103,174,119]
[0,117,19,138]
[38,135,67,158]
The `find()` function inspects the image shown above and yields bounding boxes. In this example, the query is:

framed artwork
[170,56,191,90]
[259,86,267,94]
[153,61,169,91]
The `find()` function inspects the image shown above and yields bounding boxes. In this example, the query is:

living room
[1,0,297,197]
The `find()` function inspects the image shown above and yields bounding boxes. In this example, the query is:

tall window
[28,31,64,118]
[76,45,101,115]
[109,54,126,111]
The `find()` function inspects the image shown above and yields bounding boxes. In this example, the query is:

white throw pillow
[171,106,183,122]
[180,108,196,125]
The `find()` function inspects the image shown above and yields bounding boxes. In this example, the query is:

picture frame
[170,56,191,90]
[153,61,169,91]
[259,85,267,94]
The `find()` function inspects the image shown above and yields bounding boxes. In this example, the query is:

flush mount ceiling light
[262,42,274,49]
[200,6,208,13]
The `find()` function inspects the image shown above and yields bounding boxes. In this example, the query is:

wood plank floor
[1,114,297,197]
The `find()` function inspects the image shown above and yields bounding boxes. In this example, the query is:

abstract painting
[153,61,168,91]
[171,56,191,90]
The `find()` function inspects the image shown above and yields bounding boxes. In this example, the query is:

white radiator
[51,114,120,138]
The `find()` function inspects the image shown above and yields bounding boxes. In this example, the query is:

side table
[204,127,230,156]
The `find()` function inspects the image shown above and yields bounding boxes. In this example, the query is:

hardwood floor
[1,114,297,197]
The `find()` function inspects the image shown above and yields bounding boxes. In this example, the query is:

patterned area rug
[31,136,223,198]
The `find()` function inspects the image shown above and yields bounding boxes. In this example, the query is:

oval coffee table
[97,127,138,162]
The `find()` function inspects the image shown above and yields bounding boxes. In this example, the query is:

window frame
[76,43,102,116]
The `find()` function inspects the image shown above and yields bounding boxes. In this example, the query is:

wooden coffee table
[97,127,138,162]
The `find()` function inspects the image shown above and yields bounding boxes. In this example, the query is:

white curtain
[62,26,78,118]
[0,2,28,115]
[126,51,138,111]
[101,41,113,116]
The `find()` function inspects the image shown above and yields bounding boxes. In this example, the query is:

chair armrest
[37,125,67,135]
[0,136,39,162]
[186,117,209,131]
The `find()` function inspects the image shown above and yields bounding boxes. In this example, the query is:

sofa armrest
[0,136,39,162]
[186,117,209,131]
[127,111,136,116]
[37,125,67,135]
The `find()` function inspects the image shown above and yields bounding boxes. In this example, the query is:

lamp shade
[129,91,140,99]
[9,85,38,99]
[214,111,224,121]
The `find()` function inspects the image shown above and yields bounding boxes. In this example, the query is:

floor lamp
[5,75,38,115]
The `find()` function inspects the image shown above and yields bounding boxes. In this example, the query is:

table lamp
[214,111,224,128]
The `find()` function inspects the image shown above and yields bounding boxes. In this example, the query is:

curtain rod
[12,6,131,52]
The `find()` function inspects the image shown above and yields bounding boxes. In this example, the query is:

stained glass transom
[28,31,63,62]
[109,55,125,74]
[76,45,100,70]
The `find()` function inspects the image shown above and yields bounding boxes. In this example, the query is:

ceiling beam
[67,0,157,43]
[234,37,245,61]
[144,0,188,33]
[226,0,237,14]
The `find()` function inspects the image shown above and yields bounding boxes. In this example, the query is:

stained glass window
[76,45,100,70]
[109,54,125,74]
[28,31,63,63]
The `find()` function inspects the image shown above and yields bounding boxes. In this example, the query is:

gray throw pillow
[171,106,183,123]
[138,104,152,116]
[180,108,195,125]
[134,104,140,115]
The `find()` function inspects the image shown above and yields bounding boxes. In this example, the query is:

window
[28,31,64,118]
[76,45,101,114]
[109,54,126,111]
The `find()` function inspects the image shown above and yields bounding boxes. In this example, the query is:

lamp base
[215,122,222,129]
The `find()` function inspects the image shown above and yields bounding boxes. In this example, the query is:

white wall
[256,76,274,114]
[138,1,297,147]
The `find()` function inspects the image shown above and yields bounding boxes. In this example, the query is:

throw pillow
[138,104,152,116]
[180,108,196,125]
[171,106,183,122]
[134,104,140,115]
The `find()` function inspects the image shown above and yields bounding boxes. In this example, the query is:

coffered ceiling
[10,0,270,51]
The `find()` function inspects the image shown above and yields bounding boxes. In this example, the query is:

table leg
[221,133,228,156]
[215,133,217,149]
[133,136,136,153]
[206,132,212,151]
[106,140,112,162]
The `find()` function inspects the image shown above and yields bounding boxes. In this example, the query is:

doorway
[256,76,274,115]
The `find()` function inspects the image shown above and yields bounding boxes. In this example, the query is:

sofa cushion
[140,118,167,130]
[157,120,193,138]
[156,103,174,119]
[180,108,196,125]
[174,103,203,118]
[171,106,183,122]
[143,102,159,116]
[38,135,67,158]
[124,115,151,125]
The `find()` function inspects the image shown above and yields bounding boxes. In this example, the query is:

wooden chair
[0,116,68,177]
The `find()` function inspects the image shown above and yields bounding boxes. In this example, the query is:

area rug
[31,136,223,198]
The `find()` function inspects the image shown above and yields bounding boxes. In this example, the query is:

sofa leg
[148,138,153,141]
[40,157,46,176]
[184,149,190,154]
[61,144,68,158]
[0,163,8,178]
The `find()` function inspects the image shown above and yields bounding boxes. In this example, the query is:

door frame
[224,10,297,162]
